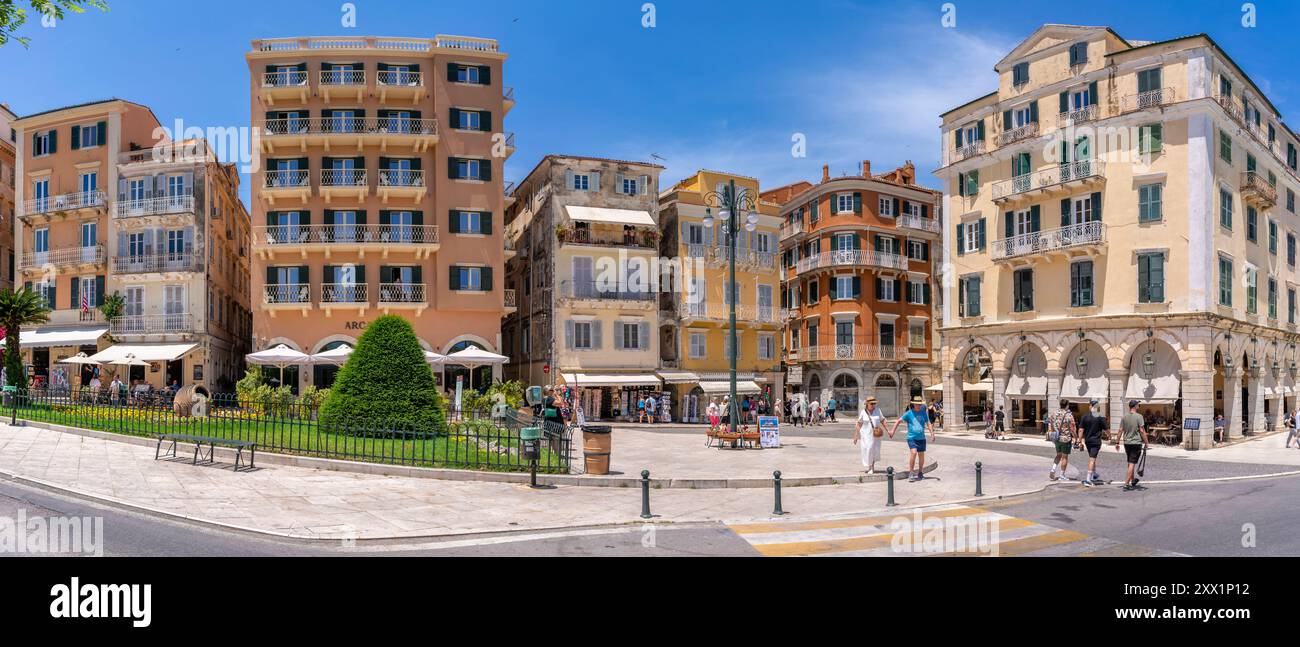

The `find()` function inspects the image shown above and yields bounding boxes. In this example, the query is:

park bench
[155,433,256,472]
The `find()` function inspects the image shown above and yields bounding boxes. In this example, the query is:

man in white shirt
[854,396,886,474]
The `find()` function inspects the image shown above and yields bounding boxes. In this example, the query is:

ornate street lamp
[702,180,761,429]
[1141,330,1156,380]
[1075,337,1090,379]
[1016,352,1028,377]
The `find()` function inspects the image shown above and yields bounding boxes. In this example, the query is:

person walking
[988,405,1007,440]
[1116,400,1150,491]
[889,397,936,482]
[645,394,658,424]
[1079,399,1108,486]
[854,396,886,474]
[1047,400,1078,481]
[827,395,838,422]
[636,396,647,424]
[1288,406,1300,449]
[706,397,721,432]
[795,397,806,427]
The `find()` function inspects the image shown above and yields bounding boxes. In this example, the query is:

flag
[81,289,89,313]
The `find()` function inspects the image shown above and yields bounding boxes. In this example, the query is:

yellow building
[502,155,666,421]
[657,171,783,423]
[938,24,1300,447]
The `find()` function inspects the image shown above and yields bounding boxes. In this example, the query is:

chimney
[862,160,872,178]
[822,164,830,183]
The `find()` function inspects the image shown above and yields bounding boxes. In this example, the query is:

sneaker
[907,475,919,483]
[1122,484,1135,492]
[1082,479,1095,488]
[915,472,925,481]
[1049,473,1059,481]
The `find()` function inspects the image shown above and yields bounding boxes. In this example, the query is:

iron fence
[9,389,572,474]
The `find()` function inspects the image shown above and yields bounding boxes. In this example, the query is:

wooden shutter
[1091,192,1103,221]
[976,219,986,250]
[70,277,80,309]
[1061,198,1071,227]
[1030,205,1041,232]
[481,267,493,291]
[449,266,461,290]
[71,125,81,150]
[96,121,107,146]
[1005,212,1014,239]
[955,223,965,256]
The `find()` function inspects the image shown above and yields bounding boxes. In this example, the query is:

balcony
[377,70,426,103]
[556,227,659,250]
[19,245,105,274]
[992,159,1106,203]
[262,170,311,205]
[953,139,986,162]
[996,121,1040,147]
[21,190,108,223]
[1121,87,1174,113]
[114,194,198,221]
[898,214,941,234]
[319,69,366,102]
[377,283,427,314]
[252,35,498,54]
[676,301,780,326]
[260,117,439,154]
[558,280,657,308]
[795,249,907,274]
[501,132,517,158]
[780,219,805,241]
[503,180,517,207]
[1241,171,1277,209]
[504,288,517,313]
[110,313,196,336]
[793,344,903,363]
[259,70,310,105]
[263,283,312,316]
[320,283,370,315]
[320,169,368,203]
[376,169,426,203]
[992,221,1107,264]
[503,85,516,113]
[503,236,517,259]
[112,253,202,277]
[1057,103,1099,128]
[252,224,441,259]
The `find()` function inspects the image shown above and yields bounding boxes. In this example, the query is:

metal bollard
[886,467,897,507]
[640,469,653,519]
[772,471,786,516]
[975,461,984,497]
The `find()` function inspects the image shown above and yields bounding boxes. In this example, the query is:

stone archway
[874,374,899,418]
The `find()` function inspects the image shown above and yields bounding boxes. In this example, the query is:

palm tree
[0,288,51,391]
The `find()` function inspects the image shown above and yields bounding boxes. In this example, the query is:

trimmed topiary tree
[318,315,447,434]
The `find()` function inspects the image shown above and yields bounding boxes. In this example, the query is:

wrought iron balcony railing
[264,283,311,305]
[996,121,1040,147]
[255,224,440,246]
[377,283,426,304]
[1122,87,1174,112]
[559,280,656,302]
[112,253,201,274]
[992,221,1107,261]
[19,245,105,271]
[992,159,1105,201]
[114,194,196,218]
[23,190,107,216]
[795,249,907,273]
[320,283,369,305]
[110,313,196,335]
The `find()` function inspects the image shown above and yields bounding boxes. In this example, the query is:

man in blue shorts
[890,396,936,482]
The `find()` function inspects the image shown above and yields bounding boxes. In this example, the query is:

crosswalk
[727,504,1183,557]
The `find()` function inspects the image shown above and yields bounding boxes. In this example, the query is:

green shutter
[1059,91,1069,113]
[97,121,107,146]
[71,125,81,150]
[1061,199,1071,227]
[449,266,461,290]
[448,210,461,234]
[1003,110,1012,130]
[976,219,986,250]
[1030,205,1040,232]
[1091,192,1102,221]
[69,277,80,309]
[481,211,493,235]
[1005,212,1014,239]
[96,276,105,306]
[956,223,965,256]
[481,267,493,291]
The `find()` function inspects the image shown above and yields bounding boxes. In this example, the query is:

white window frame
[458,266,484,291]
[963,225,979,253]
[758,334,775,361]
[836,193,854,214]
[621,322,642,351]
[458,110,481,131]
[879,278,896,302]
[1013,105,1032,128]
[573,321,593,350]
[908,278,926,304]
[878,197,894,217]
[909,321,926,349]
[835,275,855,301]
[907,240,926,260]
[33,131,52,157]
[78,123,100,149]
[572,173,590,191]
[689,332,706,359]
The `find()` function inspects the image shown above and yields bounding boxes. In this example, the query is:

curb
[14,420,936,489]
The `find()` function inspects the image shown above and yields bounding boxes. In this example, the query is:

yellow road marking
[754,518,1035,557]
[729,506,986,536]
[936,529,1091,557]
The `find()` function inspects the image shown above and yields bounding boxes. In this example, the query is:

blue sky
[1,0,1297,202]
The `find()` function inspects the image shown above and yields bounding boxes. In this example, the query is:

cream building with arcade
[938,25,1300,447]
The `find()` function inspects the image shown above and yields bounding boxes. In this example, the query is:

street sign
[758,416,781,449]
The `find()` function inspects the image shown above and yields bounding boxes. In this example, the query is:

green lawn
[14,401,570,474]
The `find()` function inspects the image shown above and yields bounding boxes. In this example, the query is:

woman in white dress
[854,396,886,474]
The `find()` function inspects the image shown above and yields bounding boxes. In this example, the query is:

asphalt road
[2,474,1297,557]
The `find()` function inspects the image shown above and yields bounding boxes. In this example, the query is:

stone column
[991,368,1010,420]
[1045,369,1064,410]
[1248,367,1266,435]
[1179,369,1215,449]
[1223,367,1243,440]
[1108,370,1129,435]
[941,370,957,431]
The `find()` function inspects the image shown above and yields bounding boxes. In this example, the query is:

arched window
[312,340,352,389]
[809,375,823,391]
[833,374,859,389]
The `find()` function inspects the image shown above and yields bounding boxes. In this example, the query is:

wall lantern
[1016,353,1028,377]
[1141,351,1156,379]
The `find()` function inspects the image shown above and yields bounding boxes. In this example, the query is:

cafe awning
[1005,374,1048,399]
[656,371,701,384]
[960,381,993,393]
[700,380,762,395]
[0,326,109,349]
[1061,343,1109,402]
[924,383,944,392]
[564,206,656,227]
[89,343,198,364]
[1125,343,1182,404]
[560,372,661,388]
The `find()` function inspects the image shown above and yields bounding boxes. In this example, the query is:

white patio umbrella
[443,347,508,391]
[59,352,102,390]
[110,353,149,367]
[424,351,448,364]
[310,345,353,366]
[245,344,312,386]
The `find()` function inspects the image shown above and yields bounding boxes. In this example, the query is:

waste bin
[2,385,15,408]
[582,425,613,475]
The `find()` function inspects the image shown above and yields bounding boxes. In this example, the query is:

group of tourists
[781,396,840,427]
[1044,398,1150,491]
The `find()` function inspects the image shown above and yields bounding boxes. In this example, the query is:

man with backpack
[1116,400,1150,491]
[1047,399,1078,481]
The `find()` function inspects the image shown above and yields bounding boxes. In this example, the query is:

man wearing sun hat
[890,396,936,482]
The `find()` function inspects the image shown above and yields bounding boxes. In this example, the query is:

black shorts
[995,420,1005,432]
[1125,444,1143,465]
[1086,443,1101,459]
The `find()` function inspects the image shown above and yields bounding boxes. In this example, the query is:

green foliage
[319,315,446,433]
[463,380,525,413]
[0,0,109,47]
[236,367,263,401]
[98,292,125,342]
[0,288,51,391]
